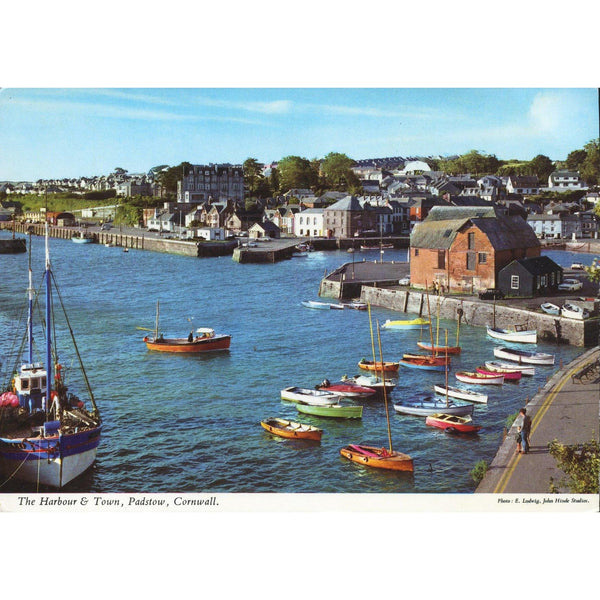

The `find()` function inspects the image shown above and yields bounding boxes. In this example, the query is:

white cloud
[528,92,568,133]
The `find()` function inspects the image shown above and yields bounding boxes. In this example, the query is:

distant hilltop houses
[1,157,598,242]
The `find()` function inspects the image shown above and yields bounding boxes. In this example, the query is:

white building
[293,208,325,237]
[547,170,587,191]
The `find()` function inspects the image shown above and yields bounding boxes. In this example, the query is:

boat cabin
[14,362,47,412]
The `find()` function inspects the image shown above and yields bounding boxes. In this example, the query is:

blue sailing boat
[0,226,102,488]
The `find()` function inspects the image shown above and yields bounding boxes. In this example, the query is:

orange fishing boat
[143,329,231,353]
[260,418,322,441]
[358,358,400,373]
[141,301,231,353]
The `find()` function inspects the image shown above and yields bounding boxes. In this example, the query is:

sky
[0,88,597,182]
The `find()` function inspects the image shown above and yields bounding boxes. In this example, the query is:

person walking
[521,408,532,454]
[514,409,524,454]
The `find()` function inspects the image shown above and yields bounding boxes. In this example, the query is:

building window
[511,275,519,289]
[414,248,419,257]
[466,252,476,271]
[468,232,475,249]
[478,252,487,264]
[437,251,445,269]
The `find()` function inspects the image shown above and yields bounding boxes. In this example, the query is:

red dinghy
[317,379,376,398]
[425,413,481,434]
[476,366,521,381]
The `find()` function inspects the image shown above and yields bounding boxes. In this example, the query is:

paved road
[476,346,600,498]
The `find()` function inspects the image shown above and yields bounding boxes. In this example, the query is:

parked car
[398,276,410,286]
[478,288,504,300]
[558,278,583,291]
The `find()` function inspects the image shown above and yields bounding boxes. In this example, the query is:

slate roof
[411,205,540,251]
[325,195,363,211]
[502,256,562,276]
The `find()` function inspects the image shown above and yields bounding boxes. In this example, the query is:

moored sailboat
[340,306,413,472]
[0,227,102,488]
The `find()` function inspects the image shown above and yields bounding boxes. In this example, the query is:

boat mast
[367,303,377,368]
[27,231,34,364]
[444,329,449,408]
[44,222,53,411]
[154,300,160,340]
[425,281,435,356]
[376,320,393,453]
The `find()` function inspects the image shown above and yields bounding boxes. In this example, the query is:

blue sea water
[0,232,593,494]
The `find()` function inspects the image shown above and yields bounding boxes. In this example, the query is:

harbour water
[0,232,593,494]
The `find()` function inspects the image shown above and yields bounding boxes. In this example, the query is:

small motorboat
[393,395,474,417]
[493,346,555,366]
[143,327,231,353]
[301,300,343,310]
[296,403,362,419]
[476,366,521,381]
[280,386,339,406]
[340,444,413,472]
[317,379,376,398]
[561,303,589,320]
[382,317,430,330]
[341,301,368,310]
[484,361,535,376]
[540,302,560,315]
[260,418,323,441]
[343,374,396,397]
[455,371,504,385]
[433,384,488,404]
[425,413,481,434]
[571,262,585,270]
[486,326,537,344]
[358,358,400,373]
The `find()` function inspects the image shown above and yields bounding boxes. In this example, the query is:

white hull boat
[540,303,560,315]
[493,346,555,366]
[393,395,474,417]
[486,327,537,344]
[561,303,589,320]
[433,384,488,404]
[280,386,338,405]
[484,361,536,376]
[455,371,504,385]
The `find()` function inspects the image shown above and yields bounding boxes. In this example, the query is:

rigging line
[50,271,98,415]
[0,453,31,489]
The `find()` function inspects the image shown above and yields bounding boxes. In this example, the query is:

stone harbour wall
[361,286,600,347]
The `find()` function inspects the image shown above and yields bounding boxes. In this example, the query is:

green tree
[528,154,554,181]
[243,157,264,196]
[320,152,355,190]
[277,155,318,193]
[156,162,192,197]
[548,438,599,494]
[269,168,280,195]
[565,149,587,171]
[581,139,600,186]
